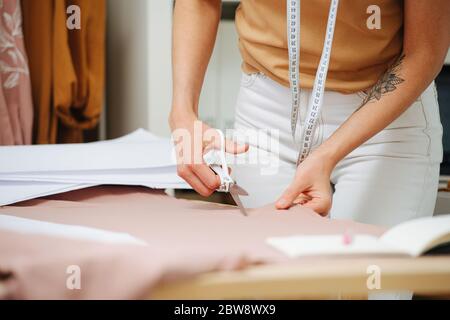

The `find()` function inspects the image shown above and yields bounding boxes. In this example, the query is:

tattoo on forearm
[359,54,405,107]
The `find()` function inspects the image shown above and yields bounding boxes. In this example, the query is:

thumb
[225,139,249,155]
[276,180,308,210]
[302,198,331,216]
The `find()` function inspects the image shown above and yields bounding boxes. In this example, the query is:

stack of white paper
[0,129,190,206]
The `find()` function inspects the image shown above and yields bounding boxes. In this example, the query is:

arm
[170,0,248,197]
[276,0,450,214]
[170,0,221,119]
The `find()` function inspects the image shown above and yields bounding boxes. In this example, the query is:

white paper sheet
[0,129,190,206]
[0,214,147,245]
[0,128,174,174]
[0,181,188,207]
[0,166,189,186]
[0,140,177,173]
[0,181,95,206]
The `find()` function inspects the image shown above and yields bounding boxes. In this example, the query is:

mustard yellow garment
[21,0,105,144]
[236,0,404,93]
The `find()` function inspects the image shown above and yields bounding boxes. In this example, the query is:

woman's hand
[275,150,334,216]
[170,111,248,197]
[171,0,243,197]
[275,0,450,216]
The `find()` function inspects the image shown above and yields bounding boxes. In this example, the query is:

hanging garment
[0,0,33,145]
[21,0,106,144]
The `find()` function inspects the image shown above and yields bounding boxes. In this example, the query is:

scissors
[203,130,249,216]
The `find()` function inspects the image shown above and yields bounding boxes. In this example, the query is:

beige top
[235,0,404,94]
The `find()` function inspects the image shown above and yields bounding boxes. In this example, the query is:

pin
[342,229,353,246]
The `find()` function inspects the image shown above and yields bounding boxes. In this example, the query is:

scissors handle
[208,163,233,192]
[203,130,249,216]
[203,130,234,192]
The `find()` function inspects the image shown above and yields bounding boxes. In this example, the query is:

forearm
[170,0,221,124]
[316,51,447,168]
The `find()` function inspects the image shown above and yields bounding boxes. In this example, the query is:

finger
[275,180,308,210]
[191,164,221,190]
[225,139,249,154]
[293,193,312,205]
[202,128,221,150]
[203,127,248,154]
[177,166,214,197]
[302,198,331,216]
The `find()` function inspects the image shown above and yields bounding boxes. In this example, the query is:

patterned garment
[0,0,33,145]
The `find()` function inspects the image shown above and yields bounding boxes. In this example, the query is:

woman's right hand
[170,111,249,197]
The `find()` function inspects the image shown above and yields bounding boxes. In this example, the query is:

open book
[267,215,450,258]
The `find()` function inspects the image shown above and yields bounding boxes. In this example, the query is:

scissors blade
[230,190,248,216]
[230,183,249,196]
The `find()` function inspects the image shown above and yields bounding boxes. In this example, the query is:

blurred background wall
[105,0,241,139]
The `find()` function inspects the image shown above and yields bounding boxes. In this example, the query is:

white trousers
[233,73,443,228]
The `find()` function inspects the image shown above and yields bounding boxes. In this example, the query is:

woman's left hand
[275,151,334,216]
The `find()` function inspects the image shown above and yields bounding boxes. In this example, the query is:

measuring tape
[287,0,340,164]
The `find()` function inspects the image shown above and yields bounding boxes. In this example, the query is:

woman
[170,0,450,227]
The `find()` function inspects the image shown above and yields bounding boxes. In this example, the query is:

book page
[267,234,405,258]
[380,215,450,256]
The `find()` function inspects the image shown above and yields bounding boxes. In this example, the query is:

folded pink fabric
[0,186,384,299]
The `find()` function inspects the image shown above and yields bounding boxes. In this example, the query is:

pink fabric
[0,186,385,299]
[0,0,33,145]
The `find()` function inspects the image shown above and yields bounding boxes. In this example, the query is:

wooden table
[152,256,450,299]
